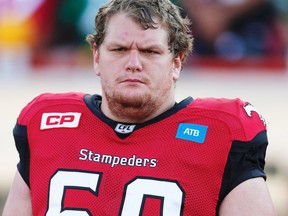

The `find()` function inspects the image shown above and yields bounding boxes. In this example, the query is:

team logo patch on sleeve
[243,103,266,126]
[243,103,259,117]
[41,112,81,130]
[176,123,208,144]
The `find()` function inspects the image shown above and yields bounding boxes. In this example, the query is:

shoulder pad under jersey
[17,92,86,125]
[191,97,267,141]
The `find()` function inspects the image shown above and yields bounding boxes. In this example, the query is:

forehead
[104,13,169,46]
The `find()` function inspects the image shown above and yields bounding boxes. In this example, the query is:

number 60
[45,169,184,216]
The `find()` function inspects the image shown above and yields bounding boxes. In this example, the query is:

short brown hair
[86,0,193,62]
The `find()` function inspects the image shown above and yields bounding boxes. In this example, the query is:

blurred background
[0,0,287,215]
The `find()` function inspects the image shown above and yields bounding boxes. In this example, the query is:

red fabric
[16,93,266,215]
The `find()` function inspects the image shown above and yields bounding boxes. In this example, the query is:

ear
[172,52,184,81]
[93,43,101,76]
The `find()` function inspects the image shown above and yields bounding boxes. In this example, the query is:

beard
[104,89,158,122]
[103,79,174,122]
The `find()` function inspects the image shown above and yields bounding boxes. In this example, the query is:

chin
[118,94,150,108]
[108,93,158,122]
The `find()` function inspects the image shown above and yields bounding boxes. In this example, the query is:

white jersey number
[46,170,184,216]
[46,170,101,216]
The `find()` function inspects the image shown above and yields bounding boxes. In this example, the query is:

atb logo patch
[176,123,208,144]
[41,112,81,130]
[115,124,136,134]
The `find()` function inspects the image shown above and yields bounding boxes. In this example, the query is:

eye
[111,48,127,52]
[142,49,159,55]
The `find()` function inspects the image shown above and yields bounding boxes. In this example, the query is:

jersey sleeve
[216,130,268,210]
[13,94,42,187]
[215,98,268,209]
[13,92,85,186]
[14,123,30,186]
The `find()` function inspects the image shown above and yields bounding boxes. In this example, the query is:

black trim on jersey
[84,94,193,139]
[13,123,31,187]
[216,130,268,215]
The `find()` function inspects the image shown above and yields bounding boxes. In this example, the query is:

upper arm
[219,177,276,216]
[3,170,32,216]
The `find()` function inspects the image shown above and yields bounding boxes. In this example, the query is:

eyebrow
[105,40,168,51]
[138,45,168,52]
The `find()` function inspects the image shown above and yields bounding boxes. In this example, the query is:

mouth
[125,79,143,82]
[121,78,145,85]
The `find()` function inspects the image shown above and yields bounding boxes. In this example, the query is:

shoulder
[32,92,86,102]
[192,97,248,112]
[17,92,87,125]
[190,97,267,141]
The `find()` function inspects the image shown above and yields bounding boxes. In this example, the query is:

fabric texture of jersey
[13,92,268,216]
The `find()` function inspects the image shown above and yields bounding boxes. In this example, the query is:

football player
[3,0,276,215]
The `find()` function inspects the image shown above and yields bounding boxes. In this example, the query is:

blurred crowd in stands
[0,0,287,69]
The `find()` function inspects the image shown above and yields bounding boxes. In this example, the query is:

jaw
[101,83,175,123]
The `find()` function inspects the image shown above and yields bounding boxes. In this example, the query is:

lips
[118,76,147,84]
[122,79,144,83]
[116,75,148,85]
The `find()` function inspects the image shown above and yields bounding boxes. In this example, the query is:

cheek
[152,70,174,89]
[97,60,116,80]
[101,73,115,89]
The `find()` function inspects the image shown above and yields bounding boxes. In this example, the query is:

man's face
[93,12,182,122]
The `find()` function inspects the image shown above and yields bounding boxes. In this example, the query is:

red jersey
[14,93,268,215]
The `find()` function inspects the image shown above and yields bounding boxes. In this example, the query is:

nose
[125,50,142,72]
